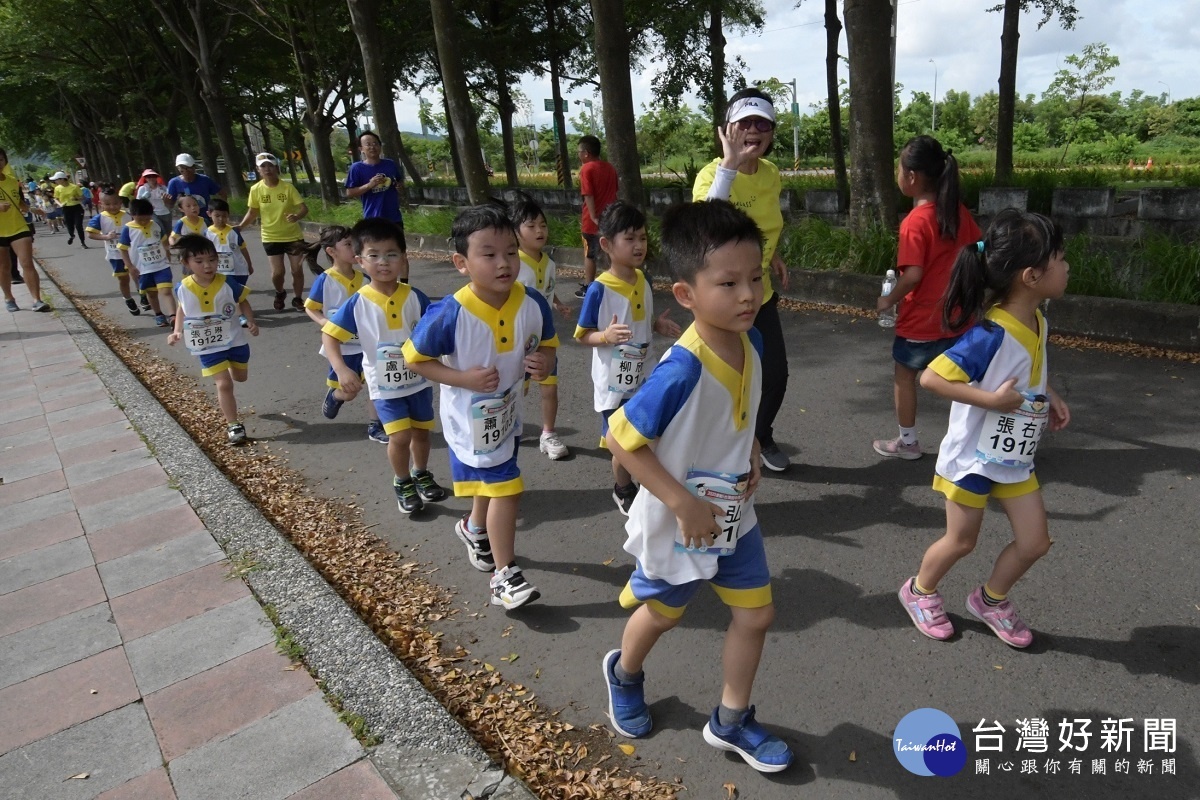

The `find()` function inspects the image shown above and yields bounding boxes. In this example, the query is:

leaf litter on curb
[51,270,681,800]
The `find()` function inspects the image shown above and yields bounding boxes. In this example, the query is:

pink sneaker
[873,436,922,460]
[966,587,1033,648]
[898,578,954,640]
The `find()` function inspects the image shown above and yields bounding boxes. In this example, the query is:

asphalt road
[32,224,1200,798]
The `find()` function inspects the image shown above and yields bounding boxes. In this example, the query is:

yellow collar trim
[597,270,648,322]
[361,283,413,331]
[182,274,227,314]
[325,267,364,296]
[519,250,549,289]
[454,283,528,353]
[986,306,1044,385]
[676,323,753,431]
[101,211,127,223]
[128,220,157,235]
[180,217,206,232]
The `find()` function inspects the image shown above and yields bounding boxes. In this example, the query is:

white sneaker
[539,431,569,460]
[490,563,540,610]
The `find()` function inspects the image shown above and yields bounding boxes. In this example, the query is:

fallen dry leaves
[48,267,680,800]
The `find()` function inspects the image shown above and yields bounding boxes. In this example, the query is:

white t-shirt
[307,267,366,356]
[516,250,557,304]
[324,283,430,400]
[137,184,170,216]
[118,220,168,271]
[574,269,656,411]
[205,225,250,277]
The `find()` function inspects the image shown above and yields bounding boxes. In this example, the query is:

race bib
[183,316,230,355]
[470,386,517,455]
[607,342,649,395]
[375,344,423,395]
[674,468,750,556]
[138,241,165,267]
[975,393,1049,468]
[216,250,235,274]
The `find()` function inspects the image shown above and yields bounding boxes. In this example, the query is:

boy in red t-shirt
[574,135,619,299]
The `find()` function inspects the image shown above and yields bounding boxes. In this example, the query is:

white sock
[899,426,918,445]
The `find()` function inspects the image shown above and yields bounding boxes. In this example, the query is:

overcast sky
[392,0,1198,135]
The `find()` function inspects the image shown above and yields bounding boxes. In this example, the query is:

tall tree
[590,0,643,203]
[992,0,1079,183]
[824,0,848,203]
[430,0,491,202]
[843,0,896,231]
[1047,42,1119,164]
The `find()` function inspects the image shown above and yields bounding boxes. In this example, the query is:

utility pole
[929,58,937,132]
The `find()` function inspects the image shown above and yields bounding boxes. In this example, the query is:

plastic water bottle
[879,269,898,328]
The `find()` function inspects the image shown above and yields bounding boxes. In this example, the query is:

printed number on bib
[607,342,649,395]
[674,468,750,556]
[104,238,121,258]
[976,393,1049,468]
[183,316,230,355]
[375,344,423,395]
[216,251,235,274]
[138,241,165,267]
[470,386,517,455]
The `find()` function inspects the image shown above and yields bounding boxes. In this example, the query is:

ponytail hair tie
[976,240,986,254]
[945,148,953,158]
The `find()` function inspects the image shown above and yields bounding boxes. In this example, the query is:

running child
[575,201,680,514]
[323,218,448,514]
[119,198,176,327]
[306,224,387,444]
[171,195,208,245]
[873,135,982,460]
[403,205,558,611]
[899,209,1070,649]
[167,234,259,445]
[510,196,572,461]
[206,198,253,325]
[85,187,140,316]
[601,200,791,772]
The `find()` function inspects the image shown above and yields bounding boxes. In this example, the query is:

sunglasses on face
[733,118,775,133]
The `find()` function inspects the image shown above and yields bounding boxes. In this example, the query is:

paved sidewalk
[0,298,399,798]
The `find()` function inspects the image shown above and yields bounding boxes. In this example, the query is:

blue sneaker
[366,420,389,443]
[322,388,343,419]
[602,649,651,738]
[702,706,793,773]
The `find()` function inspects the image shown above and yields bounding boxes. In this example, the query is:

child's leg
[540,382,559,431]
[619,604,681,674]
[386,428,413,478]
[213,371,238,423]
[915,500,985,591]
[987,491,1052,595]
[145,288,162,315]
[611,456,632,487]
[409,428,431,472]
[469,496,490,531]
[721,604,775,710]
[117,273,132,299]
[158,286,176,316]
[893,362,920,429]
[483,494,521,567]
[230,366,249,383]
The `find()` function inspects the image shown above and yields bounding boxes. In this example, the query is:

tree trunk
[430,0,491,203]
[184,86,221,183]
[297,127,317,185]
[307,113,340,204]
[825,0,849,204]
[545,0,573,189]
[590,0,644,204]
[708,0,726,151]
[843,0,896,231]
[442,93,466,186]
[994,0,1020,184]
[497,77,519,187]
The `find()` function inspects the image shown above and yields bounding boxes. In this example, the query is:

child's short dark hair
[508,195,545,229]
[208,197,229,213]
[660,200,762,284]
[173,234,217,261]
[99,185,119,198]
[578,135,602,157]
[350,217,406,255]
[129,198,153,216]
[451,204,515,256]
[598,200,646,241]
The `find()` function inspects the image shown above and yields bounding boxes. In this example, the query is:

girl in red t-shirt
[873,135,981,460]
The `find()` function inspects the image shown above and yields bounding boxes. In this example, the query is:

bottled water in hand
[879,269,898,328]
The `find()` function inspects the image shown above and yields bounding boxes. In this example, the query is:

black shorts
[582,232,600,260]
[0,230,33,248]
[263,240,309,257]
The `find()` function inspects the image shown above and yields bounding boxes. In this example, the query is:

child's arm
[524,345,555,382]
[878,266,923,312]
[552,294,571,317]
[240,245,254,275]
[304,307,327,327]
[167,309,183,345]
[1047,385,1070,431]
[920,370,1023,413]
[240,298,258,336]
[606,430,723,549]
[653,309,681,338]
[577,314,632,348]
[405,358,499,392]
[321,333,362,394]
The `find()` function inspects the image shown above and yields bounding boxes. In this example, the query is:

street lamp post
[1157,81,1172,104]
[574,99,596,134]
[787,78,799,168]
[929,58,937,132]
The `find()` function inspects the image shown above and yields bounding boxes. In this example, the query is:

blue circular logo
[893,708,967,777]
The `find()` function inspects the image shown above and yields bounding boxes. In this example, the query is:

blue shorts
[933,472,1040,509]
[199,343,250,377]
[599,402,627,449]
[619,525,772,619]
[447,437,523,498]
[109,258,128,277]
[326,351,365,388]
[138,266,174,292]
[892,335,959,371]
[372,387,435,435]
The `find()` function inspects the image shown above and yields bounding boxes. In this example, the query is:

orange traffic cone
[1146,156,1154,171]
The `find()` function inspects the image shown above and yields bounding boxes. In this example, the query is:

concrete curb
[38,270,537,799]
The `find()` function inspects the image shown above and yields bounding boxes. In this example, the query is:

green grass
[776,216,898,276]
[1064,231,1200,304]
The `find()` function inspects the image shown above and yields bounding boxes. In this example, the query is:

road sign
[791,102,799,116]
[543,98,567,113]
[75,156,86,167]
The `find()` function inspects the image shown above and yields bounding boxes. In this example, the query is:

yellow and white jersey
[204,224,249,277]
[117,220,169,271]
[174,274,251,351]
[574,269,656,411]
[324,283,429,399]
[85,210,131,262]
[516,250,557,305]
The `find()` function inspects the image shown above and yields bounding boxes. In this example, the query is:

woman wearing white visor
[693,88,793,472]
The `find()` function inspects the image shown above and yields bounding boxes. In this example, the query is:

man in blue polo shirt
[165,153,225,222]
[344,131,404,224]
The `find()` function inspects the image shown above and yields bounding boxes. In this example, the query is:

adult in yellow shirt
[52,171,87,247]
[119,180,137,207]
[692,87,793,472]
[238,153,309,311]
[0,149,49,312]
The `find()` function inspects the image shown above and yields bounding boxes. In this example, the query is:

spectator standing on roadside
[238,152,309,311]
[573,134,618,299]
[165,153,224,223]
[137,170,172,235]
[344,130,410,280]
